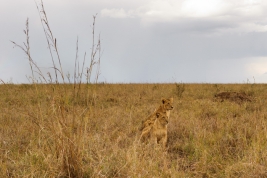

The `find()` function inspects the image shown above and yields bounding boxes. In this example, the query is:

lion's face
[156,112,168,125]
[162,98,174,110]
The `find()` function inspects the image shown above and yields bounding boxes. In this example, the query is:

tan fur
[140,111,168,148]
[214,91,252,103]
[139,97,174,131]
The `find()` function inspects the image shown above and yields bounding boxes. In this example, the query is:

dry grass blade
[10,18,47,83]
[35,0,64,83]
[0,78,6,84]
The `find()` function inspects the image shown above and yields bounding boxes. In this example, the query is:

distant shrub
[175,83,185,98]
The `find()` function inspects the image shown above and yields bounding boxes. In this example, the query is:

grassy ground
[1,83,267,177]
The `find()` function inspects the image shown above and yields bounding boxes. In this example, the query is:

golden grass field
[1,83,267,177]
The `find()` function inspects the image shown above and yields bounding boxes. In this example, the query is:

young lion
[139,97,174,131]
[140,111,169,148]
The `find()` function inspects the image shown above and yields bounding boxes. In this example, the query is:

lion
[139,97,174,131]
[139,111,169,148]
[214,91,252,103]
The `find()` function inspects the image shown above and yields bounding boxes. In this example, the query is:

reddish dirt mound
[214,91,252,103]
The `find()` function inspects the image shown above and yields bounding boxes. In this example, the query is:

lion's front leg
[162,134,167,148]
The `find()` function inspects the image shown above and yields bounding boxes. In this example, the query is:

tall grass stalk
[10,18,47,84]
[8,1,103,177]
[35,0,64,83]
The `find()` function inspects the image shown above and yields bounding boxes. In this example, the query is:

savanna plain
[1,83,267,177]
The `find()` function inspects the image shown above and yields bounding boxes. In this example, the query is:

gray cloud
[1,0,267,83]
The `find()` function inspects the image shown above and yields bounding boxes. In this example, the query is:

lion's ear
[170,97,173,102]
[162,98,166,104]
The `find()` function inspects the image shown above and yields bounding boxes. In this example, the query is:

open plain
[1,83,267,177]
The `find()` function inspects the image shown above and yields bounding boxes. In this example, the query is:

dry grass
[4,1,267,177]
[1,83,267,177]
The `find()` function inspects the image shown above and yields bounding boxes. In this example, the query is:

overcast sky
[1,0,267,83]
